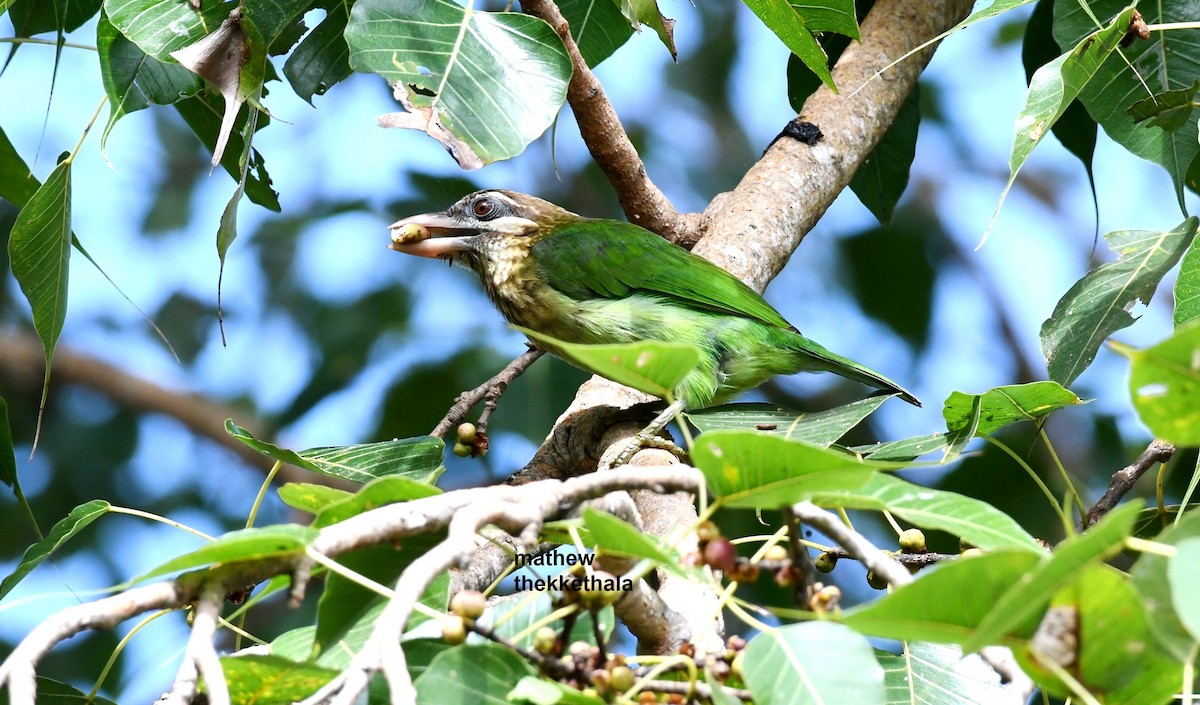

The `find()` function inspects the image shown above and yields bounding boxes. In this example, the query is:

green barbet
[388,191,919,442]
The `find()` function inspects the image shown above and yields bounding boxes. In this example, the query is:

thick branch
[696,0,974,287]
[1082,439,1175,529]
[521,0,704,242]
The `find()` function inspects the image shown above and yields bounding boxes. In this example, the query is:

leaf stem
[66,95,108,164]
[982,433,1072,533]
[1176,452,1200,527]
[107,505,214,541]
[0,37,97,51]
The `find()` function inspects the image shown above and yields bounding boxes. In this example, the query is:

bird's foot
[612,432,688,468]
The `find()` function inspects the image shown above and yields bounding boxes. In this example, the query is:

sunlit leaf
[850,433,948,462]
[313,475,442,527]
[811,473,1042,552]
[227,420,444,484]
[581,508,689,576]
[519,327,699,400]
[741,0,833,91]
[277,482,352,516]
[137,525,317,581]
[1041,218,1198,385]
[962,502,1140,653]
[1122,320,1200,445]
[104,0,237,60]
[691,430,898,508]
[1168,537,1200,643]
[878,643,1011,705]
[686,396,891,446]
[0,499,109,600]
[844,550,1045,645]
[345,0,571,169]
[96,12,202,150]
[1174,240,1200,326]
[221,655,337,705]
[614,0,676,59]
[943,381,1085,437]
[1055,0,1200,204]
[509,677,606,705]
[743,622,884,705]
[1130,511,1200,660]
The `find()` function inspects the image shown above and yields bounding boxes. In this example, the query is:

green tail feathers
[787,332,921,407]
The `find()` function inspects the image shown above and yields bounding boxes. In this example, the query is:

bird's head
[387,190,578,262]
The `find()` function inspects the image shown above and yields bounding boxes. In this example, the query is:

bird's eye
[472,197,499,220]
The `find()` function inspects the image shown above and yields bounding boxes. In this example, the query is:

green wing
[532,219,792,329]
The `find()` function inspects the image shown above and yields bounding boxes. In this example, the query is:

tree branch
[521,0,705,243]
[790,501,911,588]
[1081,439,1175,529]
[0,333,303,478]
[431,348,544,438]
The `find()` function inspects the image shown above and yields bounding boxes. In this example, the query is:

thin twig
[520,0,704,244]
[431,348,544,438]
[790,502,911,587]
[824,548,959,567]
[780,508,814,607]
[640,678,751,702]
[1081,439,1175,529]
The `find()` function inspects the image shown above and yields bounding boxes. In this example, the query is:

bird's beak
[386,212,479,259]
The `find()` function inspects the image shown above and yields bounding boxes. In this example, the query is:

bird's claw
[611,433,688,468]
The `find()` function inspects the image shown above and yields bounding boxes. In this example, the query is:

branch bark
[1081,439,1175,529]
[521,0,705,243]
[0,333,338,486]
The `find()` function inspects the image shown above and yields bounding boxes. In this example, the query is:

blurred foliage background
[1,1,1196,700]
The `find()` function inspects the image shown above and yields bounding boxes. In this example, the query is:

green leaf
[509,678,606,705]
[1125,320,1200,445]
[743,622,884,705]
[1130,511,1200,660]
[811,474,1042,552]
[1168,537,1200,643]
[691,430,898,508]
[283,1,352,103]
[104,0,238,60]
[136,525,317,582]
[277,482,353,515]
[849,433,948,462]
[174,91,280,211]
[485,593,613,650]
[0,499,109,600]
[844,550,1045,645]
[97,12,202,150]
[518,327,699,400]
[220,655,337,705]
[1021,0,1097,184]
[1055,0,1200,205]
[686,396,891,446]
[315,565,447,668]
[581,508,688,576]
[850,87,919,224]
[226,420,444,484]
[962,502,1140,653]
[943,381,1085,437]
[0,395,15,487]
[741,0,833,91]
[614,0,676,60]
[413,644,537,705]
[878,642,1012,705]
[0,677,119,705]
[8,159,72,422]
[0,126,40,206]
[1174,239,1200,326]
[557,0,633,67]
[1127,79,1200,132]
[1041,218,1198,385]
[991,4,1135,239]
[313,475,442,528]
[8,0,101,35]
[345,0,571,169]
